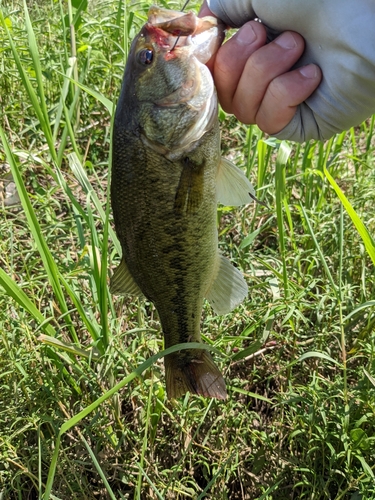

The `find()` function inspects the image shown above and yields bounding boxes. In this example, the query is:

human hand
[200,0,375,142]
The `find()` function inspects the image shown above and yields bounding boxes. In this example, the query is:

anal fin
[165,349,227,400]
[205,253,248,315]
[110,258,144,297]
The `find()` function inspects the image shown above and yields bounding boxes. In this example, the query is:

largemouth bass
[111,6,255,400]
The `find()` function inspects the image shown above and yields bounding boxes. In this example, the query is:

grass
[0,0,375,498]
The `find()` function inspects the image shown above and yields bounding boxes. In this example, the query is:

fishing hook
[170,0,191,52]
[171,34,181,51]
[181,0,190,11]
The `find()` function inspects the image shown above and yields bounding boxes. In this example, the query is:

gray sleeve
[207,0,256,27]
[208,0,375,142]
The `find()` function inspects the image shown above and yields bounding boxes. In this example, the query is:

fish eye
[138,49,153,65]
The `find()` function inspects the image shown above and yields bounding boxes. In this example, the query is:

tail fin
[165,349,227,400]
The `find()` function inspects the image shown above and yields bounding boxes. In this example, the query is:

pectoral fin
[110,258,144,297]
[205,253,248,314]
[216,157,256,206]
[174,156,204,215]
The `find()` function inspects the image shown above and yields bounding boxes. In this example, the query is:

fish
[110,5,256,400]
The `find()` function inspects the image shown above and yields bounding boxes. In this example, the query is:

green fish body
[111,6,255,399]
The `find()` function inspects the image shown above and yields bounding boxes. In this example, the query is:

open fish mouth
[145,5,225,64]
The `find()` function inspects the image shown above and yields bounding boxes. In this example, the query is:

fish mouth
[148,7,219,38]
[146,5,225,65]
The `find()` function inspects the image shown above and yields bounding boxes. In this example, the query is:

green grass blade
[80,435,117,500]
[122,0,130,61]
[136,383,153,499]
[62,100,83,162]
[52,56,76,143]
[99,106,116,349]
[344,300,375,321]
[299,203,340,299]
[239,224,265,250]
[56,83,82,167]
[38,334,100,359]
[324,165,375,266]
[0,267,56,337]
[44,434,62,500]
[61,74,114,115]
[231,339,262,361]
[0,6,57,163]
[357,455,375,479]
[86,197,109,351]
[137,463,164,500]
[363,369,375,388]
[296,350,341,366]
[46,160,91,225]
[230,387,273,404]
[23,0,54,155]
[281,350,342,374]
[68,153,121,254]
[275,141,292,298]
[57,273,101,344]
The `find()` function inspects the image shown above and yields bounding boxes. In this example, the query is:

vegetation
[0,0,374,498]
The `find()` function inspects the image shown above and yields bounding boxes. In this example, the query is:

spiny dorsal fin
[110,258,144,297]
[205,253,248,315]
